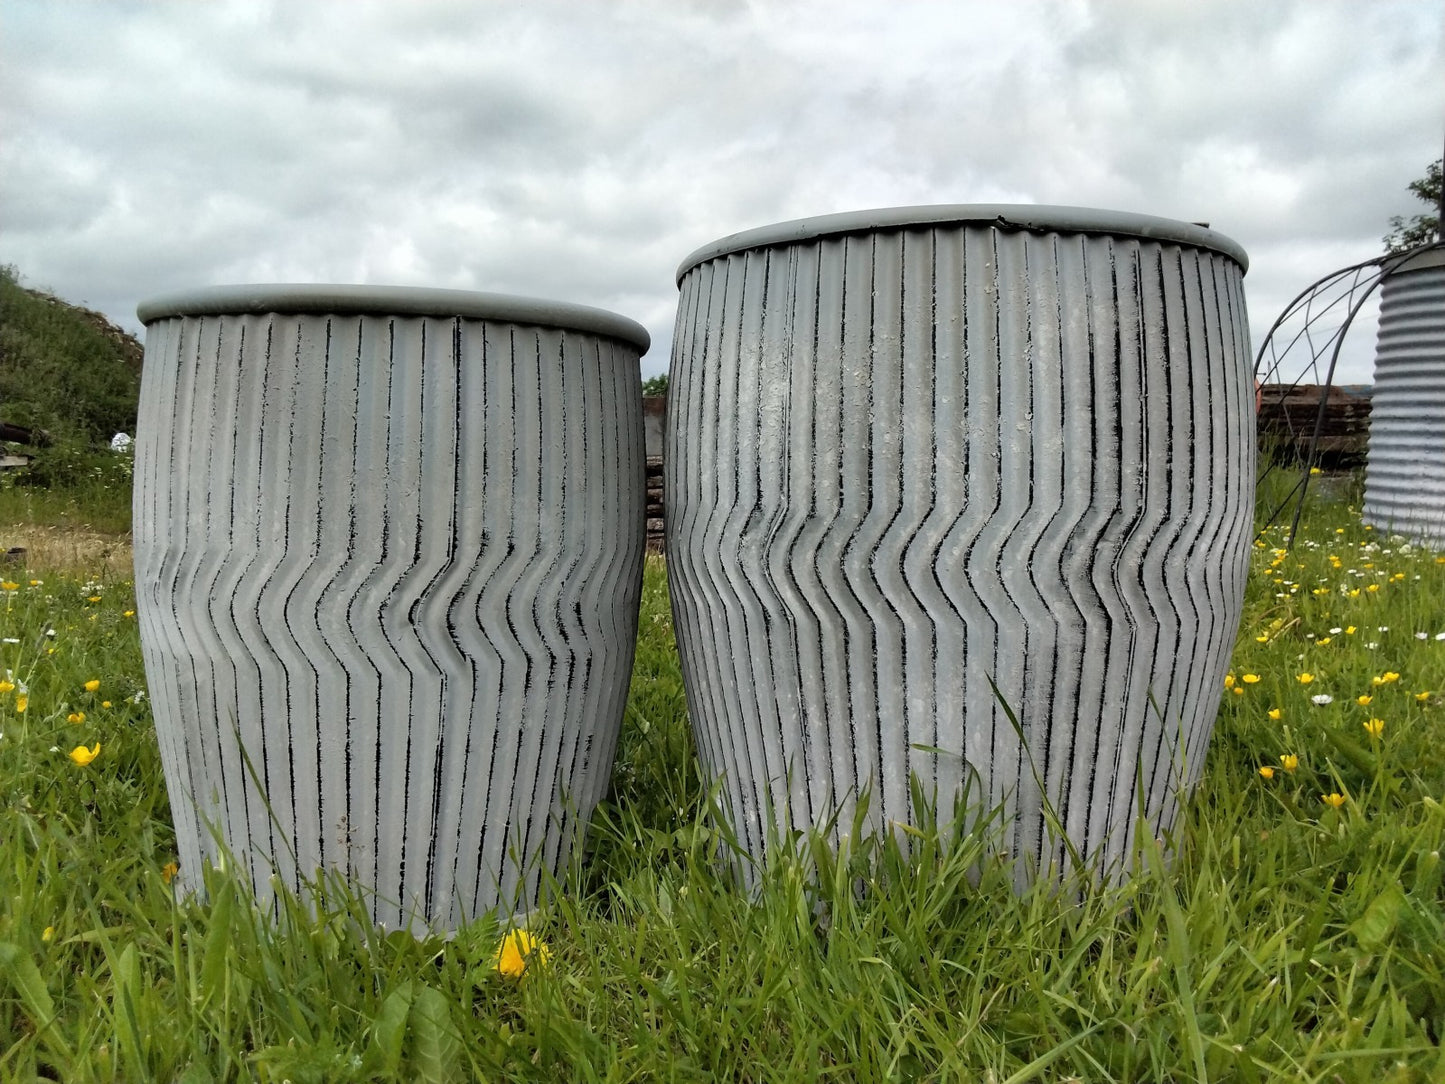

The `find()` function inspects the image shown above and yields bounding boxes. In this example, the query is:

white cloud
[1,0,1441,383]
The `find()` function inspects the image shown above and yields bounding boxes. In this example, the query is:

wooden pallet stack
[1257,383,1373,468]
[643,396,666,550]
[645,457,665,550]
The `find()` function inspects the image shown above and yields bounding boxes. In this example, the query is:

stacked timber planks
[1257,383,1372,468]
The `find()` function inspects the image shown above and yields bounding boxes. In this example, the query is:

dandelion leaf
[409,984,462,1083]
[366,981,414,1076]
[0,941,73,1064]
[1349,882,1408,951]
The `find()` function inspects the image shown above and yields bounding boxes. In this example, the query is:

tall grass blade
[200,877,235,1006]
[1140,833,1209,1082]
[109,940,147,1078]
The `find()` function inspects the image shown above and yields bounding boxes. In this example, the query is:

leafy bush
[3,438,133,492]
[0,265,142,449]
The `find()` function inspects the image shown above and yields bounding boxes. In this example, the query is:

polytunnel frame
[1252,240,1445,547]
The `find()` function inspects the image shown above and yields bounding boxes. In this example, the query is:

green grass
[0,460,134,537]
[1,487,1443,1082]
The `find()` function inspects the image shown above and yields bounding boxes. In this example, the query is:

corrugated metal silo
[1364,247,1445,544]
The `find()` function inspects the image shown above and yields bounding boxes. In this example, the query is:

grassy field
[1,480,1443,1082]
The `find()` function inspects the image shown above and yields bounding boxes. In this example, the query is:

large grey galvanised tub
[665,205,1254,885]
[134,284,649,933]
[1364,246,1445,546]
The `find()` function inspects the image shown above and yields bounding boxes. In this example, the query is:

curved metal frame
[1252,241,1444,545]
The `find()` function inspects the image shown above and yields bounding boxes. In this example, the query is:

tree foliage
[1383,157,1442,253]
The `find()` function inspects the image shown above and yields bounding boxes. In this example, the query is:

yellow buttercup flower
[1242,674,1261,684]
[15,695,26,713]
[1357,694,1373,706]
[1280,754,1299,773]
[1297,673,1314,685]
[0,680,13,694]
[1415,691,1431,703]
[0,581,17,591]
[1363,718,1385,738]
[1224,674,1236,689]
[1258,766,1275,780]
[492,929,551,978]
[1267,708,1283,721]
[84,679,100,692]
[161,861,179,885]
[42,926,54,942]
[1321,792,1347,809]
[1372,672,1400,686]
[67,711,85,724]
[68,743,100,766]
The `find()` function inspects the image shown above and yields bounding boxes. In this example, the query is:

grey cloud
[1,0,1440,383]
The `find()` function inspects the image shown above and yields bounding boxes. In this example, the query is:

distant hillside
[0,265,143,449]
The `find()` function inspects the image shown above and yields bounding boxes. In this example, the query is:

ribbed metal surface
[1364,250,1445,544]
[134,304,646,933]
[666,221,1254,885]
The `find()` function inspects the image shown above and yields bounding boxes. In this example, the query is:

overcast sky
[3,0,1441,384]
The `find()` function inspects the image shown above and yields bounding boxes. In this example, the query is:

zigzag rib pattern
[134,311,645,933]
[666,224,1254,884]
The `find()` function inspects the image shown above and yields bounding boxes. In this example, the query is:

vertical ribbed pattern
[1364,253,1445,545]
[666,225,1254,884]
[134,312,645,933]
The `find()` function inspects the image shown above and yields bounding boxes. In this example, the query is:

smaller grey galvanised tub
[133,283,649,933]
